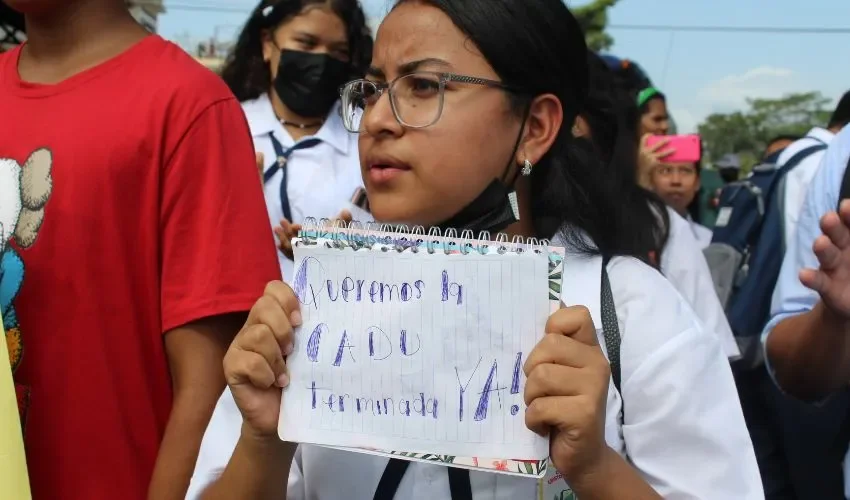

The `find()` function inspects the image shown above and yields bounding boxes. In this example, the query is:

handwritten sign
[279,238,551,461]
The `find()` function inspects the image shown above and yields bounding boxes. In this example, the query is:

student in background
[0,0,280,499]
[634,88,673,190]
[763,124,850,499]
[580,52,738,358]
[191,0,761,498]
[221,0,373,280]
[777,91,850,250]
[652,159,713,248]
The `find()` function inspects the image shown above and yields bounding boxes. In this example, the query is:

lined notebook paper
[279,221,565,477]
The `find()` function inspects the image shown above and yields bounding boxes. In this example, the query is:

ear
[261,29,274,63]
[515,93,563,168]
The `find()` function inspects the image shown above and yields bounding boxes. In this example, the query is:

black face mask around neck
[273,50,351,118]
[434,106,532,235]
[436,180,519,234]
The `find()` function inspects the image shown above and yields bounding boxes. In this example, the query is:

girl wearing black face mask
[220,0,372,281]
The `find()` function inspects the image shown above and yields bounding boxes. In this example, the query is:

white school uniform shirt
[660,206,739,358]
[186,253,762,499]
[777,127,835,250]
[244,94,364,281]
[685,214,713,249]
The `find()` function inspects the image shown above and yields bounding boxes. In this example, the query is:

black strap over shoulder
[839,153,850,210]
[373,459,472,500]
[600,255,622,394]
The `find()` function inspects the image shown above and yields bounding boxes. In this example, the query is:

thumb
[337,209,353,223]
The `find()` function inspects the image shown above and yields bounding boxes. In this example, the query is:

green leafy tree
[698,91,833,173]
[572,0,619,51]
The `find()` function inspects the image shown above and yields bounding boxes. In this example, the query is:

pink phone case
[647,134,701,164]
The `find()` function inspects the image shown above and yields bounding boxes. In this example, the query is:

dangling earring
[521,159,533,176]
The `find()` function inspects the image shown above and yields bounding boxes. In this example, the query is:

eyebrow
[367,57,453,79]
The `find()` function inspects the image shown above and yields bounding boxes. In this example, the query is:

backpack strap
[374,459,472,500]
[839,154,850,206]
[600,255,622,395]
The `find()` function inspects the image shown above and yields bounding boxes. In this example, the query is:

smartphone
[647,134,702,164]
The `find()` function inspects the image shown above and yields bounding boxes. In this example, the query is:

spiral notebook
[279,219,565,478]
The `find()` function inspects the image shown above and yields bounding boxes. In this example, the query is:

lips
[365,155,411,185]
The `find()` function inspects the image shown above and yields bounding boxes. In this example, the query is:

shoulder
[559,252,703,356]
[240,94,277,138]
[141,37,240,121]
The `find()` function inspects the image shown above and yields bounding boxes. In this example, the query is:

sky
[157,0,850,133]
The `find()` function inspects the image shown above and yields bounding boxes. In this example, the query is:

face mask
[434,107,533,235]
[273,50,351,118]
[436,180,519,234]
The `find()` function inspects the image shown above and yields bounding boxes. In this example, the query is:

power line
[608,24,850,35]
[147,2,850,36]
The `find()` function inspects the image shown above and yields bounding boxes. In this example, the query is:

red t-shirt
[0,36,280,499]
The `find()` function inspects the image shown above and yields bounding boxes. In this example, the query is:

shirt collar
[242,93,353,155]
[806,126,835,144]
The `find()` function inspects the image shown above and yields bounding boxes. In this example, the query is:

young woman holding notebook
[189,0,763,498]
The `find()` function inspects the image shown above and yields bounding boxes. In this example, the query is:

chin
[368,194,431,228]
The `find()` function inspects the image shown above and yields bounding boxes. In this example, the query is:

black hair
[221,0,372,102]
[638,90,666,116]
[686,159,703,222]
[393,0,670,261]
[582,51,669,266]
[828,90,850,130]
[762,134,801,159]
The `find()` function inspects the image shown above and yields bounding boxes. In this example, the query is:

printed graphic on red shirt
[0,148,53,431]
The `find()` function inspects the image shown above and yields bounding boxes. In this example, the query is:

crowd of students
[1,0,849,499]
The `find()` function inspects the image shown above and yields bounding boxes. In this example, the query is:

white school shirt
[186,254,762,499]
[777,127,835,250]
[244,94,364,281]
[685,214,713,249]
[661,207,739,358]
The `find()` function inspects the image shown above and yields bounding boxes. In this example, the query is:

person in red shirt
[0,0,280,499]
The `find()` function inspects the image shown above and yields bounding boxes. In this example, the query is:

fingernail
[290,311,302,327]
[277,373,290,388]
[284,343,294,356]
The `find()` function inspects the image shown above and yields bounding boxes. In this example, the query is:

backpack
[703,142,827,369]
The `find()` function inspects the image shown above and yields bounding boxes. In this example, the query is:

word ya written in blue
[292,257,464,310]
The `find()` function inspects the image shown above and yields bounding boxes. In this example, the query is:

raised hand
[523,306,611,482]
[800,200,850,318]
[274,210,353,261]
[274,218,301,261]
[223,281,301,439]
[637,134,674,190]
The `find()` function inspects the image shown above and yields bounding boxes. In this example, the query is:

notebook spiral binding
[295,217,551,256]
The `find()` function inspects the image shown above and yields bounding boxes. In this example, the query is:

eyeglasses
[339,71,520,133]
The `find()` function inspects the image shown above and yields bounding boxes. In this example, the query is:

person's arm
[149,95,281,499]
[660,207,740,358]
[763,129,850,401]
[568,448,660,500]
[201,427,296,500]
[767,302,850,401]
[148,314,243,499]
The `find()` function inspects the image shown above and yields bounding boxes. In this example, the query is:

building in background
[127,0,165,33]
